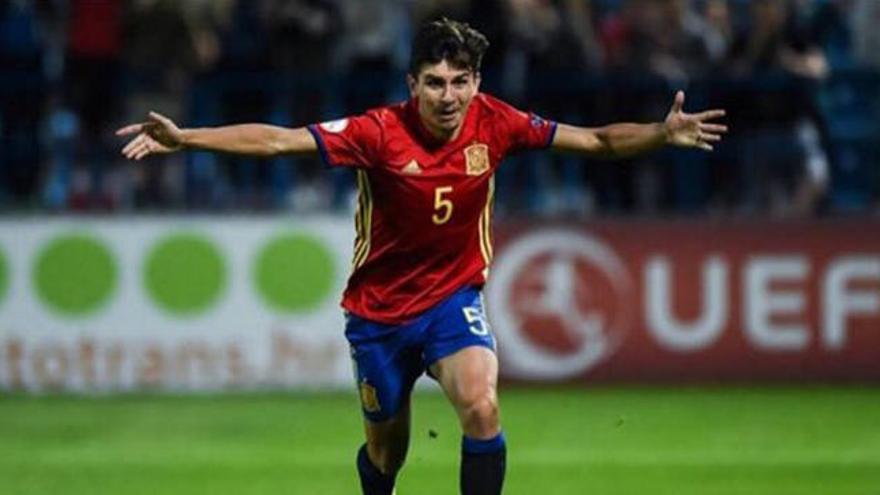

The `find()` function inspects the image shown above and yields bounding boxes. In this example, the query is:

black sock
[356,444,396,495]
[460,432,506,495]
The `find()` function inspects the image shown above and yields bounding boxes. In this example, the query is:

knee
[460,393,500,437]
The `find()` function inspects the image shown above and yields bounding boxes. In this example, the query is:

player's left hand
[663,91,727,151]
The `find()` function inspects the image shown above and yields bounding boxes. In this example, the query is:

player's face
[408,60,481,140]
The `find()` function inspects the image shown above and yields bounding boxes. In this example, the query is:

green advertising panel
[254,233,335,313]
[34,234,117,316]
[145,233,227,316]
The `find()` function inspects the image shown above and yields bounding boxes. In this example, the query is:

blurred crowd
[1,0,880,217]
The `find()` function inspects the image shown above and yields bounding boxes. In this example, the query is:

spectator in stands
[493,0,602,216]
[330,0,411,211]
[594,0,717,214]
[125,0,211,208]
[849,0,880,209]
[185,0,265,209]
[807,0,880,211]
[851,0,880,69]
[124,0,224,208]
[411,0,471,28]
[63,0,124,210]
[5,0,880,216]
[336,0,408,111]
[700,0,734,66]
[636,0,712,81]
[807,0,855,70]
[724,0,830,217]
[0,0,45,206]
[254,0,343,211]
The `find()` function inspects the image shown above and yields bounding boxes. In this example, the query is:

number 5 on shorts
[462,306,490,336]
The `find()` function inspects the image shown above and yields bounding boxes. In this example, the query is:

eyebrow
[424,73,471,83]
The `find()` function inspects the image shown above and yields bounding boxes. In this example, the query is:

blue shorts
[345,286,496,422]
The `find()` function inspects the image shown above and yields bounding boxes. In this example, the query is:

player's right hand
[116,112,184,160]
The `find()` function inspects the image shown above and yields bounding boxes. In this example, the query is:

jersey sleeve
[494,99,557,154]
[307,114,382,168]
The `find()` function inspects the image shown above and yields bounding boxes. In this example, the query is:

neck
[422,120,462,143]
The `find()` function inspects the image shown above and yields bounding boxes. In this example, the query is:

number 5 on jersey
[432,186,453,225]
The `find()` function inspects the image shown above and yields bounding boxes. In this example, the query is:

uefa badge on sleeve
[465,143,490,176]
[319,118,349,133]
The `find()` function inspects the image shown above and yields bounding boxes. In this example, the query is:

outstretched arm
[551,91,727,158]
[116,112,318,160]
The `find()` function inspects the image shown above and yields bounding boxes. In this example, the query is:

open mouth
[438,109,458,122]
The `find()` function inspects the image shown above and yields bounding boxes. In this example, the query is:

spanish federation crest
[359,380,381,413]
[465,143,490,176]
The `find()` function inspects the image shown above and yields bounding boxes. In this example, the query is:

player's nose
[440,84,455,103]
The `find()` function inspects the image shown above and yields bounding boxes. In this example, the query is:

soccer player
[117,18,726,495]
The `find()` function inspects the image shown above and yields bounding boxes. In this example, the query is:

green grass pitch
[1,387,877,494]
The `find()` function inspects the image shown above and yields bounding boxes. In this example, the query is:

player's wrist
[660,122,673,145]
[178,129,193,149]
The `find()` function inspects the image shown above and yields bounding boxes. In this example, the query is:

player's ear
[474,71,482,92]
[406,73,418,98]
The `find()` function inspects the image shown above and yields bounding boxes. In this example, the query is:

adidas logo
[401,160,422,175]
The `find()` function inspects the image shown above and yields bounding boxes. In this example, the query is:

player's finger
[122,135,143,157]
[700,123,728,133]
[148,111,174,128]
[136,138,157,158]
[134,143,153,160]
[695,109,725,121]
[671,90,685,113]
[115,123,146,136]
[700,133,722,143]
[125,144,145,160]
[125,137,151,160]
[122,133,150,157]
[697,141,714,151]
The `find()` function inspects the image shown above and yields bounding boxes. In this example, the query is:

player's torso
[368,130,498,245]
[327,93,554,321]
[348,103,500,306]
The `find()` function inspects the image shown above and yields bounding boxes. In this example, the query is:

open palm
[664,91,727,151]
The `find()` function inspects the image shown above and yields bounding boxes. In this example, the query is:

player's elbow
[268,127,312,156]
[589,128,615,157]
[265,140,286,157]
[564,126,612,157]
[265,131,290,156]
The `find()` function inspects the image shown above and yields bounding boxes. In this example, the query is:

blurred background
[1,0,879,217]
[1,1,879,494]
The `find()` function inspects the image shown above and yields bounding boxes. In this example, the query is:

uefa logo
[487,229,635,380]
[319,118,350,133]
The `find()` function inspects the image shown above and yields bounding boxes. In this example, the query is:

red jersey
[308,93,556,323]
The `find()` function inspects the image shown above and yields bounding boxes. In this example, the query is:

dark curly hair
[408,18,489,76]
